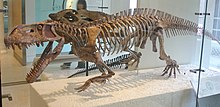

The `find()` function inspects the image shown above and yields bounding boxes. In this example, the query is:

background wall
[25,0,36,62]
[137,0,201,69]
[110,0,130,14]
[0,0,4,51]
[8,0,26,65]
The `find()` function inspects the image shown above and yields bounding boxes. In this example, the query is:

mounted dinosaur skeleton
[4,8,220,92]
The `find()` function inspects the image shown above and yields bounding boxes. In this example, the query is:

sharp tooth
[34,66,38,70]
[17,44,22,49]
[11,44,15,50]
[30,72,34,76]
[25,44,28,49]
[30,74,33,77]
[35,69,38,72]
[6,44,10,49]
[36,43,40,47]
[33,70,38,73]
[27,43,31,47]
[41,42,44,47]
[26,73,30,77]
[34,64,37,68]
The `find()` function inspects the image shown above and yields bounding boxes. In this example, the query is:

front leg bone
[74,52,115,92]
[157,29,180,77]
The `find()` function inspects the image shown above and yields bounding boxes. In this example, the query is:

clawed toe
[75,79,92,92]
[161,64,180,78]
[75,74,114,92]
[161,57,180,78]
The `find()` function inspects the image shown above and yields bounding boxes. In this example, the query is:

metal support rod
[52,0,55,10]
[62,0,66,10]
[101,0,103,12]
[196,0,209,106]
[86,61,89,76]
[1,70,2,106]
[1,0,3,105]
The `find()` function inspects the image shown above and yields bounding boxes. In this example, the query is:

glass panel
[213,19,217,29]
[197,0,220,106]
[208,0,220,70]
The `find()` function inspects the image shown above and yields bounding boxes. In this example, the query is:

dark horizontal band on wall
[195,12,210,15]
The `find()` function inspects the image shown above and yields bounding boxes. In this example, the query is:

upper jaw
[4,22,60,49]
[5,26,47,49]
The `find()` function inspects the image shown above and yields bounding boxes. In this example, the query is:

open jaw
[4,22,65,83]
[26,39,64,83]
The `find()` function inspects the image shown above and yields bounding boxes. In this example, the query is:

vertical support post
[0,0,3,105]
[86,61,89,76]
[0,66,2,107]
[101,0,103,12]
[196,0,209,107]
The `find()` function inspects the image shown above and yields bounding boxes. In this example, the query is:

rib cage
[54,8,216,56]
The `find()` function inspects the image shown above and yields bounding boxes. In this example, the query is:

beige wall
[8,0,22,31]
[8,0,26,65]
[0,0,4,51]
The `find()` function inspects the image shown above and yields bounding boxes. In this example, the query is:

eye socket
[37,24,43,30]
[30,29,34,32]
[72,10,78,14]
[25,29,34,33]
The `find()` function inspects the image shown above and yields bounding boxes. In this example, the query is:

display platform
[180,65,220,98]
[30,67,196,107]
